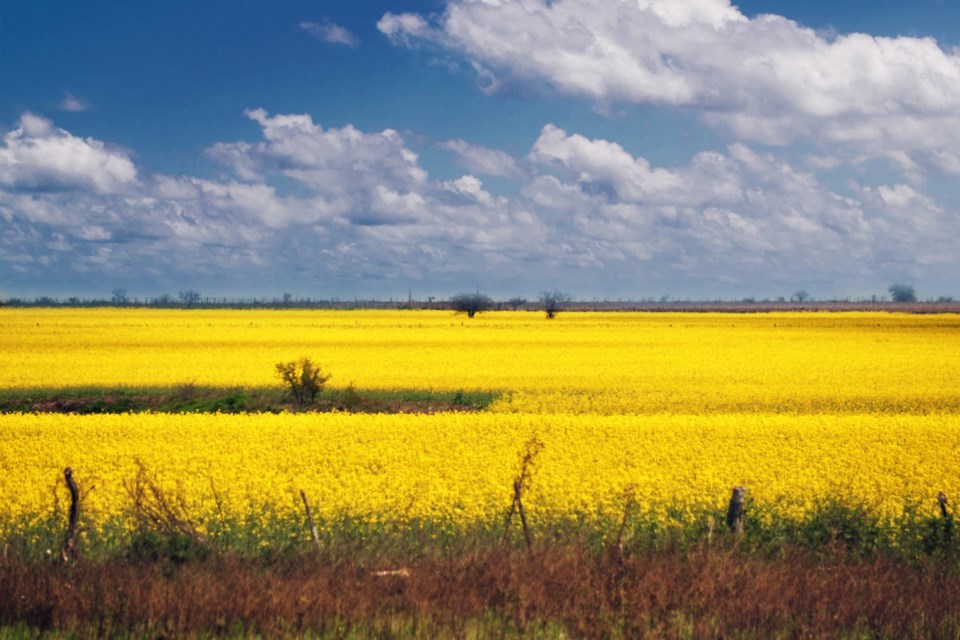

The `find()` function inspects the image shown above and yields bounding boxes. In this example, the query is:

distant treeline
[2,295,959,313]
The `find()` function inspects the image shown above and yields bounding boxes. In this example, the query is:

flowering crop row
[3,411,957,537]
[2,309,958,549]
[2,309,959,415]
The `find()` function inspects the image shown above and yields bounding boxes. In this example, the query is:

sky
[1,0,958,301]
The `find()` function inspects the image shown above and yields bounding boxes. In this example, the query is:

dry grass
[3,545,958,638]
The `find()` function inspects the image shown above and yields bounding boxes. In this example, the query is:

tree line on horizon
[1,284,956,313]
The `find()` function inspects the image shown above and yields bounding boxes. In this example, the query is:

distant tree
[506,297,527,311]
[178,289,201,308]
[538,290,572,319]
[937,296,955,303]
[450,292,494,318]
[111,288,128,305]
[276,357,330,407]
[155,293,173,305]
[282,292,293,305]
[888,284,917,303]
[792,290,811,303]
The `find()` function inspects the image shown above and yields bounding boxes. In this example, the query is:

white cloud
[0,113,137,194]
[377,12,435,46]
[300,19,360,47]
[440,139,523,178]
[520,125,960,287]
[208,109,428,195]
[929,151,960,175]
[381,0,960,169]
[530,124,684,202]
[3,112,958,298]
[60,92,89,112]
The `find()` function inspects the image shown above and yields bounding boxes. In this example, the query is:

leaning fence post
[514,479,533,551]
[726,486,747,536]
[938,492,953,548]
[615,492,636,563]
[61,467,80,562]
[299,489,323,553]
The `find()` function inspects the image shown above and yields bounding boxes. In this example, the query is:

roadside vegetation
[4,543,958,639]
[0,384,498,414]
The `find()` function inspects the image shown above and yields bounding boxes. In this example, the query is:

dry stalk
[123,459,204,545]
[501,436,544,550]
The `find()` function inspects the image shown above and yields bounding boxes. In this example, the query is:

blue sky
[2,0,958,300]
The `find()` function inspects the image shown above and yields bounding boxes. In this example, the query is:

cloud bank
[379,0,960,171]
[2,107,957,298]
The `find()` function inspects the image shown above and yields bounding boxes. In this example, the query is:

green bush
[275,357,331,407]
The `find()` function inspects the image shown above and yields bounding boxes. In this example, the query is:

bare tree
[792,290,811,303]
[111,288,128,305]
[506,297,527,311]
[538,290,572,319]
[178,289,201,308]
[450,292,494,318]
[888,283,917,303]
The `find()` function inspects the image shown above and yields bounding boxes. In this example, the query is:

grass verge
[0,385,499,414]
[2,545,958,639]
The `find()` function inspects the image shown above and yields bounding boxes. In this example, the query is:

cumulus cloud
[204,109,550,255]
[3,112,957,298]
[440,139,524,178]
[377,12,435,47]
[208,109,428,196]
[380,0,960,169]
[2,112,551,294]
[522,124,959,289]
[300,19,360,47]
[0,113,137,194]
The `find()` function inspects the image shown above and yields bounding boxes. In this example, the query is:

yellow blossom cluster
[2,412,957,535]
[1,309,958,415]
[1,308,958,535]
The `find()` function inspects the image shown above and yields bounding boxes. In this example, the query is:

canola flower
[1,309,959,415]
[1,309,959,544]
[2,412,958,536]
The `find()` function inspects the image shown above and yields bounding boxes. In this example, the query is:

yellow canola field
[2,308,959,414]
[3,412,958,534]
[2,309,958,534]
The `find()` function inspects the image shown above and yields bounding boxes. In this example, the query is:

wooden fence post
[514,479,532,551]
[61,467,80,562]
[938,492,953,548]
[299,489,323,553]
[726,486,747,536]
[615,494,636,563]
